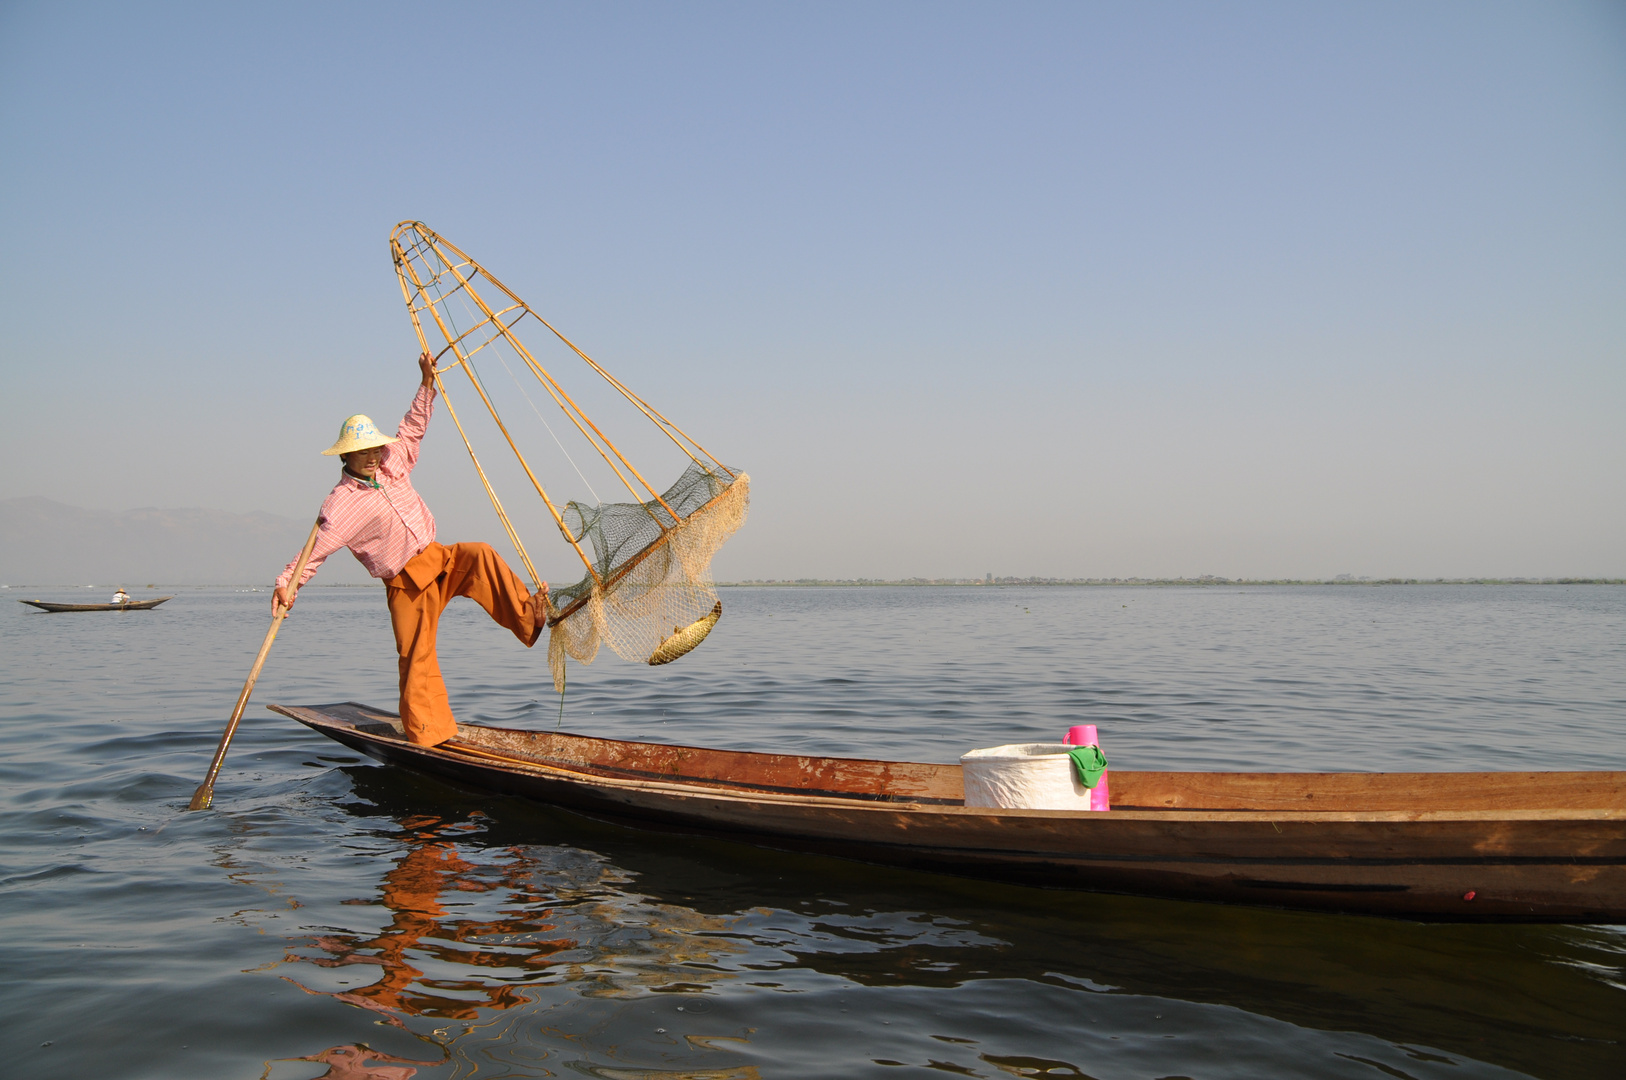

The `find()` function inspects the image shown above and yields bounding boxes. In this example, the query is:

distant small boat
[276,701,1626,923]
[18,597,173,612]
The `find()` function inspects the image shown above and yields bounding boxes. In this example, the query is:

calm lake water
[1,584,1622,1079]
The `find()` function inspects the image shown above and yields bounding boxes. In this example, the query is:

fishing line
[454,290,601,503]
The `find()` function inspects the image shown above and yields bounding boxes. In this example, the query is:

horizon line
[5,577,1625,590]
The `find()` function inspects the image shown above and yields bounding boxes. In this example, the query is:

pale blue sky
[2,1,1622,580]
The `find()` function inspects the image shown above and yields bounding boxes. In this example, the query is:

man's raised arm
[385,351,438,475]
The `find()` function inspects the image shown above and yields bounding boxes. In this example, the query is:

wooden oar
[188,515,323,810]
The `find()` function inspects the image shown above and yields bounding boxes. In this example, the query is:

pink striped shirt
[276,385,438,589]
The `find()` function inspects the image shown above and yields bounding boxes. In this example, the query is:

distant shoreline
[720,577,1626,587]
[6,578,1622,590]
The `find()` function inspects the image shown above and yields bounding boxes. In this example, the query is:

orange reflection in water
[277,804,753,1080]
[283,814,577,1020]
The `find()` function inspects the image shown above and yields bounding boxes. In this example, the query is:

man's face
[342,445,386,479]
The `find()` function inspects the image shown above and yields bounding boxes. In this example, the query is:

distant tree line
[722,576,1625,587]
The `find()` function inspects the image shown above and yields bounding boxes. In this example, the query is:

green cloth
[1068,745,1108,789]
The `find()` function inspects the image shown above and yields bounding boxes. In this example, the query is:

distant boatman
[274,350,547,746]
[112,587,131,605]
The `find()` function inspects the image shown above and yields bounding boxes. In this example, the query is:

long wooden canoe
[19,596,173,612]
[273,701,1626,923]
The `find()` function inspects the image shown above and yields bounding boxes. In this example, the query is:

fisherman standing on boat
[273,350,547,747]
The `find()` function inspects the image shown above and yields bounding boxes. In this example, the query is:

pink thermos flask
[1064,724,1111,811]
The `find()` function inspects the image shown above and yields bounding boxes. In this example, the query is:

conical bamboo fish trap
[390,222,748,691]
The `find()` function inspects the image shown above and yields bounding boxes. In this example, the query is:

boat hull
[272,702,1626,922]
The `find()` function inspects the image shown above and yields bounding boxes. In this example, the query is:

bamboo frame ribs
[388,221,736,595]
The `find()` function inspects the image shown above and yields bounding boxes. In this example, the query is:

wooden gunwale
[438,738,953,803]
[270,702,1626,817]
[431,737,1622,823]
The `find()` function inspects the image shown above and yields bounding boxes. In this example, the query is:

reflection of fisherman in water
[287,814,575,1020]
[281,811,748,1024]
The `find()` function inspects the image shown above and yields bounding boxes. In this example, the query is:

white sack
[960,743,1090,810]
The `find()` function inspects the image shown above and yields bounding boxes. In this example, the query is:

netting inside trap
[547,462,749,691]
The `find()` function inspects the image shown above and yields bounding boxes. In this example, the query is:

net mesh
[547,463,749,691]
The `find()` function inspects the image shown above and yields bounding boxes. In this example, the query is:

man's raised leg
[441,542,544,647]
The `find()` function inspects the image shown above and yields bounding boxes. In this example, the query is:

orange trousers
[384,542,540,746]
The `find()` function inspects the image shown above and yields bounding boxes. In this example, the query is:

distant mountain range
[0,496,372,586]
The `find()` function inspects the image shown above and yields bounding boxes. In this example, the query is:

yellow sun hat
[321,414,400,456]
